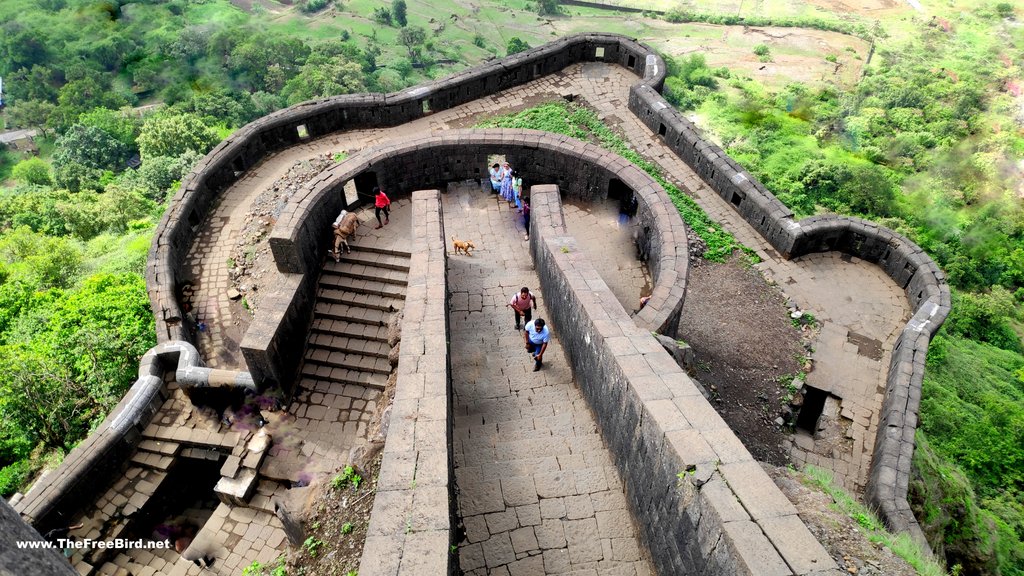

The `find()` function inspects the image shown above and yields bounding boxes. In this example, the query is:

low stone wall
[529,185,838,575]
[248,128,688,387]
[15,342,190,529]
[148,33,663,347]
[627,79,949,542]
[358,190,455,576]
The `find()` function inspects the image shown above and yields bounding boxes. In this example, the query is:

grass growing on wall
[475,101,755,262]
[802,465,948,576]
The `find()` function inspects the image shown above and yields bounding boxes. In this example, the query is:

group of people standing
[489,161,531,238]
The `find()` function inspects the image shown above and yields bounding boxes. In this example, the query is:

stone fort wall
[12,31,947,572]
[243,129,690,390]
[628,83,949,543]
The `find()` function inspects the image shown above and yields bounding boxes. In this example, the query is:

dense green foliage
[476,101,753,262]
[661,6,1024,573]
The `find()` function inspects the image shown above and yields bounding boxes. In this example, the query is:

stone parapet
[528,185,840,575]
[268,129,687,346]
[358,190,455,576]
[14,342,253,531]
[148,34,664,347]
[627,77,949,544]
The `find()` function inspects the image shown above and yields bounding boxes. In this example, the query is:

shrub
[0,459,32,498]
[372,6,392,25]
[301,0,332,13]
[506,37,531,55]
[753,44,771,56]
[11,158,52,186]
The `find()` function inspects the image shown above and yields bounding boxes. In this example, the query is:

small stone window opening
[595,47,605,59]
[730,193,743,207]
[658,123,667,136]
[422,99,431,114]
[296,124,310,139]
[627,55,636,68]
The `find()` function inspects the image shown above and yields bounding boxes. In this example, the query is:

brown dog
[452,236,476,256]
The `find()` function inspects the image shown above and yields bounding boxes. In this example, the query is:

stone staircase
[300,247,410,391]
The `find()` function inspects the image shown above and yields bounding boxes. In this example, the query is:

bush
[301,0,332,13]
[11,158,52,186]
[392,0,407,26]
[473,34,485,48]
[753,44,771,56]
[0,459,32,497]
[506,37,531,55]
[372,7,392,25]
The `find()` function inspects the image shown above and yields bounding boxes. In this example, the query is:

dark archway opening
[796,386,828,433]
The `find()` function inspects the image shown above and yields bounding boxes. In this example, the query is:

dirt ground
[286,454,382,576]
[676,254,806,465]
[767,464,918,575]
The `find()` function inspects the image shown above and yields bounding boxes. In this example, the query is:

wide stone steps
[318,275,406,299]
[321,266,408,287]
[314,301,391,326]
[317,288,404,312]
[300,367,389,389]
[303,349,391,374]
[295,245,410,393]
[325,250,411,273]
[307,335,390,358]
[310,318,390,342]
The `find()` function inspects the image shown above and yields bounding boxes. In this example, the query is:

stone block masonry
[149,33,659,349]
[529,185,840,575]
[358,190,455,576]
[627,70,948,545]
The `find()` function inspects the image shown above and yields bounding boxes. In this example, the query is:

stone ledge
[529,186,839,575]
[358,190,454,576]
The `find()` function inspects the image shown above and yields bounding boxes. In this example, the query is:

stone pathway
[444,183,654,575]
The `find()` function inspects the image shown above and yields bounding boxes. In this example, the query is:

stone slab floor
[444,183,654,576]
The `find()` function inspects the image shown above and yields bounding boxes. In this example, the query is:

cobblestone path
[444,183,654,575]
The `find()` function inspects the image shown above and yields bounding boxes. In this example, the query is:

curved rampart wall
[14,342,205,530]
[528,185,837,575]
[627,82,949,542]
[244,129,689,388]
[147,33,662,346]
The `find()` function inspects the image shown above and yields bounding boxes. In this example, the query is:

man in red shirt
[507,286,538,330]
[373,187,391,229]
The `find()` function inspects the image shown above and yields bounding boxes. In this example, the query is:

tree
[77,108,140,151]
[0,274,155,449]
[5,100,56,137]
[227,34,311,93]
[52,124,129,191]
[506,37,531,55]
[373,7,392,25]
[11,158,52,186]
[5,65,58,103]
[392,0,408,26]
[137,113,220,159]
[398,26,427,60]
[51,77,130,133]
[281,57,367,105]
[536,0,560,16]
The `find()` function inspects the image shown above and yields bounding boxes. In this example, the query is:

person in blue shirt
[522,318,550,372]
